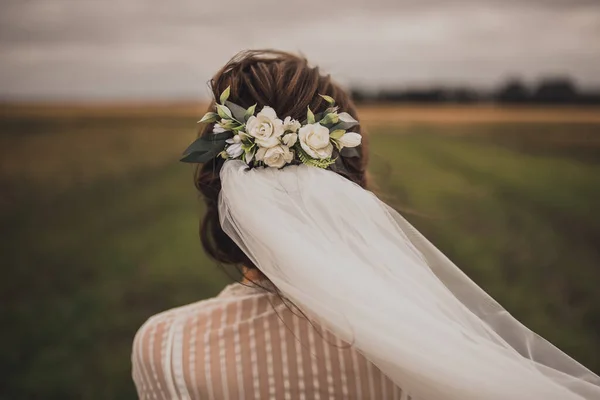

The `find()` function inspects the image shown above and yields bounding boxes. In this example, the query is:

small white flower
[282,132,298,147]
[225,143,244,158]
[256,145,294,168]
[283,116,301,133]
[213,123,226,134]
[337,132,362,148]
[238,131,250,140]
[245,106,284,148]
[338,112,358,124]
[298,123,333,159]
[225,134,242,144]
[225,135,242,144]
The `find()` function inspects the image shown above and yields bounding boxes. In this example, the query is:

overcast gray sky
[1,0,599,100]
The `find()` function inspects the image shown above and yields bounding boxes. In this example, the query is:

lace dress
[132,282,410,399]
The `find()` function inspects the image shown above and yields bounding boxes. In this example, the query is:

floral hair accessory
[180,86,362,169]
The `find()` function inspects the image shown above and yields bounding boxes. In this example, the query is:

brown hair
[194,49,369,271]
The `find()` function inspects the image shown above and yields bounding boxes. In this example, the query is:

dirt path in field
[3,102,600,124]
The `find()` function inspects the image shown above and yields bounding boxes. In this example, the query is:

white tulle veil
[218,159,600,400]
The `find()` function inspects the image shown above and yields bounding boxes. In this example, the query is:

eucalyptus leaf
[225,101,247,122]
[180,147,222,163]
[216,104,233,119]
[244,104,257,121]
[198,112,219,124]
[338,112,358,124]
[319,94,336,105]
[212,131,234,141]
[219,86,231,104]
[306,107,315,124]
[330,156,349,175]
[329,129,345,140]
[180,136,229,163]
[181,137,215,154]
[331,120,359,131]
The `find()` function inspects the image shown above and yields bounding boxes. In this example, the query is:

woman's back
[132,282,408,399]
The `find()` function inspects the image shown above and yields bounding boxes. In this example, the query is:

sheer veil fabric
[218,160,600,400]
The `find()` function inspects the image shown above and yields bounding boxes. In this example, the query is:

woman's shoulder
[132,282,273,350]
[131,282,273,396]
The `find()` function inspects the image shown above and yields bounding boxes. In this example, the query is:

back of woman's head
[195,49,369,269]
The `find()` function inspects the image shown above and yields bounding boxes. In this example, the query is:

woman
[132,50,600,399]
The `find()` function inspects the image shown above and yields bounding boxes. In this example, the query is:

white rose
[282,132,297,147]
[256,145,293,168]
[337,132,362,148]
[245,106,284,148]
[225,143,244,158]
[298,123,333,159]
[283,116,301,133]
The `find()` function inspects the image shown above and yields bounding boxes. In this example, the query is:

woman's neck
[241,266,266,284]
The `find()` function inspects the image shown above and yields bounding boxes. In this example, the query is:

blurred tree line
[351,77,600,105]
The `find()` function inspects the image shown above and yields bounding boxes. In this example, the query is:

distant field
[1,106,600,399]
[3,102,600,123]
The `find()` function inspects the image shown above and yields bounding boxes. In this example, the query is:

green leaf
[313,112,325,122]
[219,119,239,130]
[180,136,229,163]
[320,113,339,125]
[219,86,231,104]
[216,104,233,119]
[306,106,315,124]
[198,112,219,124]
[319,94,336,105]
[244,104,257,121]
[225,100,247,122]
[244,148,255,164]
[329,129,345,140]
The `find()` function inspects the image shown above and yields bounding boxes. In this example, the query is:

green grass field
[1,111,599,399]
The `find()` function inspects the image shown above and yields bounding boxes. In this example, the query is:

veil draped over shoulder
[218,159,600,400]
